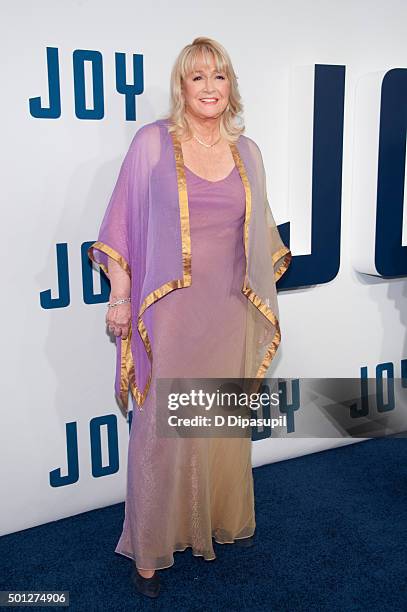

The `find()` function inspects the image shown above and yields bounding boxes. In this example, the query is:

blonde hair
[163,37,245,142]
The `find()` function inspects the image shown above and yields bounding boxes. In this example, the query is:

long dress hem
[115,527,256,571]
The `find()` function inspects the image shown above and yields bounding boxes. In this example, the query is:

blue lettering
[40,243,70,309]
[29,46,61,119]
[73,49,104,119]
[115,52,144,121]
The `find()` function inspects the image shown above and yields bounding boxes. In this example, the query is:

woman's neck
[185,113,221,142]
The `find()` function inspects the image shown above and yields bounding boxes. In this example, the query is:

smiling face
[181,51,231,121]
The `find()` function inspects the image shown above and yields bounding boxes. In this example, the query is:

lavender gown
[114,163,256,570]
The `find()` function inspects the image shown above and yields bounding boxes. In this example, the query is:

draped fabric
[113,165,257,570]
[88,118,292,413]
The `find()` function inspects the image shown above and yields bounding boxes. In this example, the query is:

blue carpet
[1,438,406,611]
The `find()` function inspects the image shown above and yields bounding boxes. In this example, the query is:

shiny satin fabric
[88,118,292,413]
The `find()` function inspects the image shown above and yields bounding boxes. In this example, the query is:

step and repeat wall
[1,0,406,535]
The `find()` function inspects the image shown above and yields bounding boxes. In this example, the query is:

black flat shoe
[133,567,161,598]
[234,536,255,548]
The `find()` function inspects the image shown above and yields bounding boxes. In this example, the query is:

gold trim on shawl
[229,143,251,290]
[272,245,290,267]
[273,246,292,282]
[229,143,290,380]
[126,131,193,411]
[88,241,131,278]
[88,240,134,410]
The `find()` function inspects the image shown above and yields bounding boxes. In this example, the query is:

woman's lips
[199,98,219,104]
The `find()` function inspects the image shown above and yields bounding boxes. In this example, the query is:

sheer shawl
[88,118,291,413]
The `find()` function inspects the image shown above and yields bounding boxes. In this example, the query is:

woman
[88,37,291,598]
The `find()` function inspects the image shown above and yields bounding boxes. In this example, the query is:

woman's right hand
[105,257,131,339]
[106,298,131,340]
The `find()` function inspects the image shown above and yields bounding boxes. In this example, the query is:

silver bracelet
[108,297,131,308]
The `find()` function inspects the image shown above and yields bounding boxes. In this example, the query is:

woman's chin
[194,108,226,120]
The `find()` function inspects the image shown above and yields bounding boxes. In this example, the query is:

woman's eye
[192,75,225,81]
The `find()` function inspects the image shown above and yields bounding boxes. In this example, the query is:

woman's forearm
[107,257,131,298]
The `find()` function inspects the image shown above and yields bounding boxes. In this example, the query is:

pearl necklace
[193,133,221,148]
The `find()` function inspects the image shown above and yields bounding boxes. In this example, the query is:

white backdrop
[1,0,406,535]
